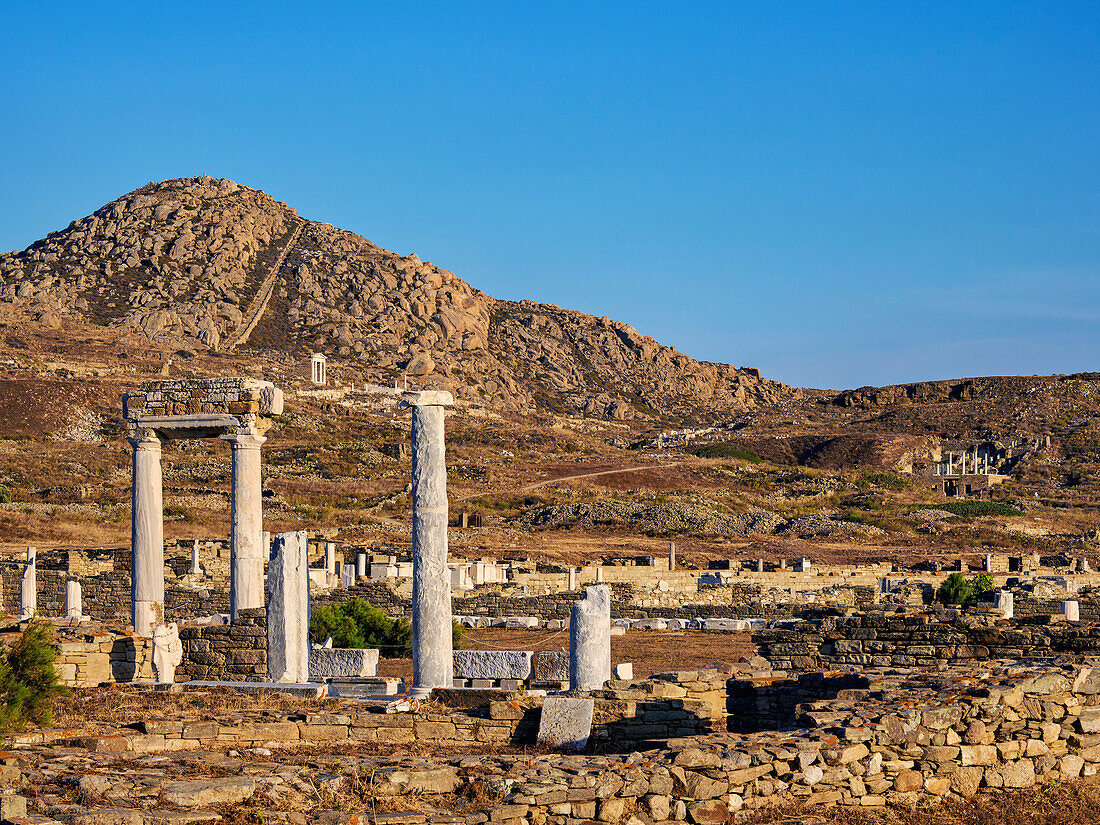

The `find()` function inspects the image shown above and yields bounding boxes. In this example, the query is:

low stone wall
[753,607,1100,670]
[178,608,267,681]
[53,630,153,687]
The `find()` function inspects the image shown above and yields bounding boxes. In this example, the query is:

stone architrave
[221,429,266,620]
[453,650,533,681]
[570,585,611,691]
[399,390,454,698]
[267,531,311,683]
[65,580,82,619]
[538,696,595,749]
[130,432,165,637]
[152,622,183,683]
[309,647,379,679]
[20,547,36,620]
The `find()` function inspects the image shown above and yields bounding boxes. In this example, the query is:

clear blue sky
[2,2,1097,389]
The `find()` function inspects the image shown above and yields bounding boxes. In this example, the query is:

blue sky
[1,2,1096,389]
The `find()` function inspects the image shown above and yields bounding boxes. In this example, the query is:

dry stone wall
[753,607,1100,670]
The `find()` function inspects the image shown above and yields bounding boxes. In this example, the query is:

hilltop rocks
[0,176,797,421]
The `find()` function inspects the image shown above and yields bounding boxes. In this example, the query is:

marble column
[356,551,367,578]
[570,585,611,692]
[222,430,266,621]
[20,547,36,619]
[66,580,82,619]
[130,433,164,637]
[1062,600,1080,622]
[325,543,337,579]
[399,390,454,698]
[669,542,676,571]
[756,559,765,573]
[567,568,577,591]
[267,531,310,683]
[995,589,1014,619]
[190,539,201,577]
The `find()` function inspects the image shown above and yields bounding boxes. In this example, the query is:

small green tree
[310,598,466,655]
[0,620,63,734]
[971,573,994,596]
[937,573,975,607]
[937,573,995,608]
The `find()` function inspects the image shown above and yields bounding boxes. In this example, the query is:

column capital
[220,429,266,449]
[399,390,453,409]
[128,430,163,450]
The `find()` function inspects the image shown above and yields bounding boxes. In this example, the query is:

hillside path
[228,219,303,349]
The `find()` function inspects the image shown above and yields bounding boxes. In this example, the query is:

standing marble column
[20,547,36,619]
[130,433,164,637]
[221,430,266,621]
[570,585,611,692]
[190,539,202,577]
[66,580,82,619]
[267,531,310,683]
[399,390,454,698]
[567,568,577,591]
[356,551,367,578]
[325,543,337,580]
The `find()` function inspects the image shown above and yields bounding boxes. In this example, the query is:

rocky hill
[0,176,794,421]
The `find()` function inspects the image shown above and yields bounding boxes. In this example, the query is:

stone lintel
[134,415,241,440]
[399,390,454,409]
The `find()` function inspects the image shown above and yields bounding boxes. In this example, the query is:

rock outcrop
[0,176,796,419]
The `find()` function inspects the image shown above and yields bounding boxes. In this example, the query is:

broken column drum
[400,390,454,698]
[570,584,612,692]
[66,580,82,619]
[222,429,266,620]
[130,433,165,636]
[267,531,310,683]
[20,547,37,620]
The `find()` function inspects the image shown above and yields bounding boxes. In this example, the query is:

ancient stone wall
[753,607,1100,670]
[178,608,267,681]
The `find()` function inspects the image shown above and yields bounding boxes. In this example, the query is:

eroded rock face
[0,176,797,420]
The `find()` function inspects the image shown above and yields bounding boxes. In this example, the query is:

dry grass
[51,684,343,728]
[740,781,1100,824]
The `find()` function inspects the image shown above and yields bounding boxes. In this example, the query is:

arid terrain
[0,177,1098,572]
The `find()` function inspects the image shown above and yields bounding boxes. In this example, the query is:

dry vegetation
[740,781,1100,824]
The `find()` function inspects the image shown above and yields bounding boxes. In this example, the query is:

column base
[409,686,434,699]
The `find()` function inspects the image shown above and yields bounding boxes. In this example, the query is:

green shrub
[936,573,995,608]
[0,620,64,734]
[917,501,1023,518]
[0,485,11,504]
[309,598,465,656]
[692,443,763,463]
[863,472,909,490]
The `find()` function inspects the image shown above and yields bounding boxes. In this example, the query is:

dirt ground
[378,628,754,680]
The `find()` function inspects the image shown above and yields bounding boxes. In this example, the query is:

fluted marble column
[400,390,454,698]
[221,430,266,621]
[130,433,165,637]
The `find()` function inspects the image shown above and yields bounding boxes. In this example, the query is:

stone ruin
[122,377,284,636]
